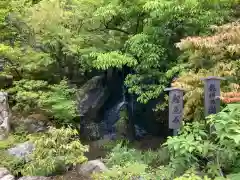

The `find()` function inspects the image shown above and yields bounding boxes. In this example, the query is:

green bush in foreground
[0,127,88,176]
[0,133,27,176]
[94,103,240,179]
[22,127,88,176]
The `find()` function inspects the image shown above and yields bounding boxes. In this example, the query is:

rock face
[82,122,102,140]
[8,142,35,161]
[0,167,14,180]
[77,75,109,119]
[76,160,107,177]
[21,114,49,134]
[0,92,11,140]
[77,76,109,140]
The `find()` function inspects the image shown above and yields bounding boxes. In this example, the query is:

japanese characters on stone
[201,77,223,117]
[167,88,184,129]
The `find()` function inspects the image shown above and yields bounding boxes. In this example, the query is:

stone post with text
[201,77,225,117]
[165,88,184,136]
[201,76,225,133]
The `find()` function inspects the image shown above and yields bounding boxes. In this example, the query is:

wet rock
[76,160,107,177]
[8,142,34,161]
[83,122,102,140]
[77,75,109,119]
[135,125,147,139]
[18,177,51,180]
[77,76,109,140]
[103,101,126,135]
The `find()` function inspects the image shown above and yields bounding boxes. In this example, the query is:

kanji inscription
[201,77,224,117]
[165,88,184,130]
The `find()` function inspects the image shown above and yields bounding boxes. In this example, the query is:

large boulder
[77,75,109,119]
[8,142,34,161]
[77,76,109,140]
[76,160,107,177]
[0,92,11,140]
[18,177,51,180]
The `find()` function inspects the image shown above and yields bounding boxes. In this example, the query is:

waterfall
[99,69,147,140]
[100,82,127,139]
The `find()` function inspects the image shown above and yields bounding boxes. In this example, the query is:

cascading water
[100,81,147,140]
[101,85,127,139]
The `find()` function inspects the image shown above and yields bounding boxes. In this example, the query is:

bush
[94,141,171,179]
[96,103,240,179]
[21,127,88,176]
[0,151,25,176]
[161,103,240,179]
[0,133,28,176]
[8,79,77,125]
[92,162,153,180]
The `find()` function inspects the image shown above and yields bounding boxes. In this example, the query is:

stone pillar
[201,77,225,133]
[165,88,184,136]
[0,92,11,140]
[200,77,225,117]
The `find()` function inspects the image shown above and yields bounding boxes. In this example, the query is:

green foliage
[105,144,142,167]
[7,79,77,124]
[92,51,137,69]
[173,21,240,121]
[0,133,27,150]
[162,103,240,179]
[94,141,170,179]
[22,127,88,176]
[94,103,240,179]
[173,169,211,180]
[0,151,25,176]
[90,0,238,104]
[0,0,239,126]
[92,162,152,180]
[0,132,28,176]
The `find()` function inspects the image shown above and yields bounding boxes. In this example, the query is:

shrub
[0,151,25,176]
[105,143,142,167]
[92,162,153,180]
[173,169,211,180]
[8,79,77,125]
[21,127,88,176]
[162,103,240,179]
[0,133,28,176]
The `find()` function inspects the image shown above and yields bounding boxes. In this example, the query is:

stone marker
[200,77,225,117]
[201,76,225,133]
[165,88,184,136]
